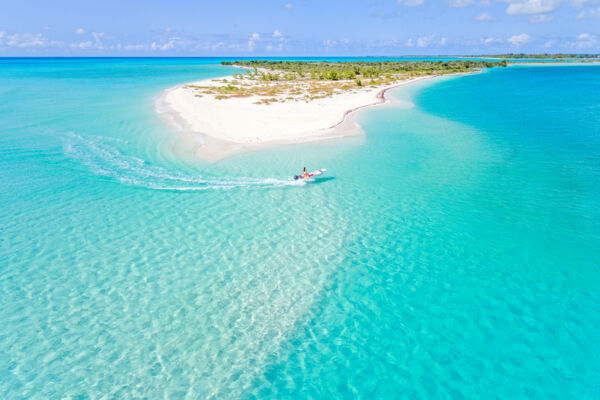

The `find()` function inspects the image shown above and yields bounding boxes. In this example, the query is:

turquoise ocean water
[1,59,599,398]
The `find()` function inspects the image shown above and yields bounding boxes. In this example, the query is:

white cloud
[576,7,600,18]
[151,39,177,51]
[123,43,148,51]
[267,30,285,51]
[2,32,64,48]
[458,0,588,16]
[323,39,337,49]
[380,39,400,47]
[574,32,597,47]
[91,32,105,49]
[7,33,46,48]
[68,31,137,51]
[210,41,225,50]
[398,0,425,6]
[529,14,553,22]
[71,41,92,49]
[474,12,497,20]
[195,41,226,51]
[501,0,599,16]
[539,33,599,50]
[248,32,260,51]
[450,0,475,6]
[284,3,292,9]
[482,37,504,44]
[417,34,436,47]
[266,42,285,52]
[403,36,447,47]
[504,0,562,15]
[0,29,292,54]
[507,33,533,46]
[75,28,86,35]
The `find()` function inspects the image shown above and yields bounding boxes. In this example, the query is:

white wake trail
[61,133,302,191]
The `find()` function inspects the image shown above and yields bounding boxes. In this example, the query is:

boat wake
[61,132,302,191]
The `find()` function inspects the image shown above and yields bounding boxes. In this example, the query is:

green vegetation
[185,60,507,104]
[185,79,360,104]
[222,59,506,82]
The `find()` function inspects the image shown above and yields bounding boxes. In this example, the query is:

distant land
[470,53,600,59]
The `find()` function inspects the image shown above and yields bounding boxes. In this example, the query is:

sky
[0,0,599,56]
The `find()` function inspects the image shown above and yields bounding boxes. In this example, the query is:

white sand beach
[156,74,440,159]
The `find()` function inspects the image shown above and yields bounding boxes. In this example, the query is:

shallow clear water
[1,59,599,399]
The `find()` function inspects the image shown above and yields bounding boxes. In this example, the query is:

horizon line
[1,54,599,59]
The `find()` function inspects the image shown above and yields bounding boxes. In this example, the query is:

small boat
[294,168,326,180]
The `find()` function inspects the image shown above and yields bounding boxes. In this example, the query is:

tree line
[221,60,508,81]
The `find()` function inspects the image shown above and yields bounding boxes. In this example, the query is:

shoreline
[508,60,600,67]
[156,72,474,161]
[327,73,457,131]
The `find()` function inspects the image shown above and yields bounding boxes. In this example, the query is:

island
[476,53,600,59]
[157,60,506,159]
